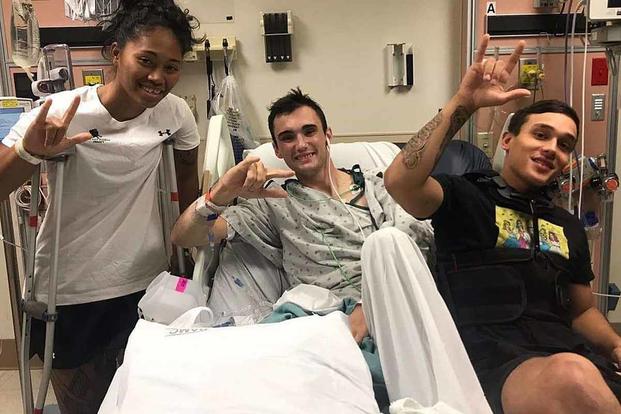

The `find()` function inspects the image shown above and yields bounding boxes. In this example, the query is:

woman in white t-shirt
[0,1,201,411]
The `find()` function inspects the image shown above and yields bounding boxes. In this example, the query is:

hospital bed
[112,116,493,414]
[197,116,406,323]
[196,116,491,325]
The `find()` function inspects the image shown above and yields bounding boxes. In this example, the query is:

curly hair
[99,0,201,59]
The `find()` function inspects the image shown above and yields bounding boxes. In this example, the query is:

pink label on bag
[175,278,188,293]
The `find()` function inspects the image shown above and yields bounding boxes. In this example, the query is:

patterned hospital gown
[221,168,434,301]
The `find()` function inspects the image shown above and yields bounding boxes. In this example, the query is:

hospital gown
[221,167,435,301]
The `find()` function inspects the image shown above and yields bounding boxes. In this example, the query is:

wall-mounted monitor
[588,0,621,21]
[0,98,32,141]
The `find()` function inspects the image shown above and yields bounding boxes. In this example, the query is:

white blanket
[99,309,380,414]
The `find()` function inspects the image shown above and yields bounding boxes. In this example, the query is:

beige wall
[174,0,462,142]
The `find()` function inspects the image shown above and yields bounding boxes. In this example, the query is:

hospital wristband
[14,139,43,165]
[195,191,227,220]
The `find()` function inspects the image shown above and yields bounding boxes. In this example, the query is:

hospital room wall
[0,0,463,363]
[173,0,463,145]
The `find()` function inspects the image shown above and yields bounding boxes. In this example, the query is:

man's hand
[349,304,368,344]
[456,34,531,111]
[22,97,93,158]
[210,156,294,205]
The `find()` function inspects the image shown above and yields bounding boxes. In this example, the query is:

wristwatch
[195,192,227,221]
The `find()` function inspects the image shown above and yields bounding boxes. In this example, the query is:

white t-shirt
[2,85,199,305]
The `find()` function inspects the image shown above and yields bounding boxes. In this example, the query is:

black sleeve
[567,220,595,285]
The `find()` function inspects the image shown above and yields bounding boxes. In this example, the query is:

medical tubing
[578,11,588,219]
[563,0,573,104]
[279,183,362,292]
[326,146,367,242]
[593,292,621,298]
[569,6,578,107]
[318,228,361,292]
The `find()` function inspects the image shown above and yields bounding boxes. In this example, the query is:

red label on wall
[592,58,609,86]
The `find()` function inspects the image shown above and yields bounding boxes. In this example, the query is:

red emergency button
[561,180,572,193]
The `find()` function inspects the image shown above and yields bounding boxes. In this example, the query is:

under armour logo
[158,129,171,136]
[89,128,109,144]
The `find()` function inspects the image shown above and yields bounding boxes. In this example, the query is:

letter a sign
[486,2,497,15]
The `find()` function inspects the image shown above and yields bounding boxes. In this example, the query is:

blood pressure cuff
[437,248,572,327]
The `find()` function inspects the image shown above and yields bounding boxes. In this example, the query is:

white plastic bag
[137,271,207,325]
[11,0,40,80]
[214,75,258,162]
[99,310,380,414]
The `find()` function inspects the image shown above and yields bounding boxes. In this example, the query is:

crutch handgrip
[22,300,58,322]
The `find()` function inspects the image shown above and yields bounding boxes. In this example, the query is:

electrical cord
[563,0,573,104]
[326,147,367,242]
[0,235,26,251]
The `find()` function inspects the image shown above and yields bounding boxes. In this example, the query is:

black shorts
[461,317,621,414]
[30,290,145,369]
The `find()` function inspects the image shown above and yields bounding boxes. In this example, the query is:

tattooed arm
[384,35,530,218]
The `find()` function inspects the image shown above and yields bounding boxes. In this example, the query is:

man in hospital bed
[171,87,491,412]
[385,35,621,414]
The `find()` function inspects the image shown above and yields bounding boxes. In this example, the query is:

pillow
[100,310,380,414]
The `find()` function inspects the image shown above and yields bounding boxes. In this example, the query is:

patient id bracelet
[195,191,228,221]
[14,138,43,165]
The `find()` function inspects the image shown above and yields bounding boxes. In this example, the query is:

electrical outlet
[476,132,493,158]
[519,58,544,90]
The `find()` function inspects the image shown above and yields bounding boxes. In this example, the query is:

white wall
[174,0,462,142]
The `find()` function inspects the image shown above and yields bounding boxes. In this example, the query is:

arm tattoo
[401,105,472,169]
[402,112,443,169]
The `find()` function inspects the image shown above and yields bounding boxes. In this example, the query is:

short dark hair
[268,87,328,142]
[100,0,201,59]
[508,99,580,137]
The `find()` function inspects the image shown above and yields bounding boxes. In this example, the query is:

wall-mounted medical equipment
[185,36,237,62]
[82,68,104,86]
[64,0,119,21]
[557,154,619,199]
[486,13,587,37]
[588,0,621,21]
[260,11,293,63]
[533,0,560,8]
[385,43,414,88]
[11,0,40,81]
[518,57,545,91]
[32,44,74,99]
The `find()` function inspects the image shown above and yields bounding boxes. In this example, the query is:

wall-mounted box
[261,11,293,63]
[185,36,237,62]
[386,43,414,88]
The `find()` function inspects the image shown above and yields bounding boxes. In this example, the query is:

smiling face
[501,112,577,192]
[272,105,332,179]
[110,26,183,112]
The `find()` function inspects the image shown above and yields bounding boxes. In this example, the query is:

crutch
[20,151,73,414]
